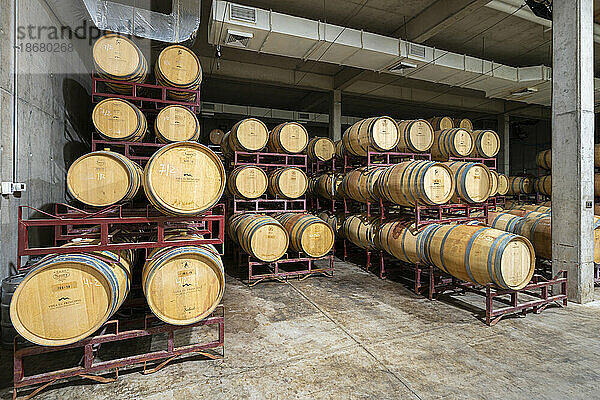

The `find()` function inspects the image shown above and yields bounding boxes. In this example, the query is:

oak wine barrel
[155,45,202,101]
[273,213,335,257]
[228,214,289,262]
[376,220,438,264]
[497,174,509,196]
[307,137,335,161]
[421,223,535,290]
[489,170,499,196]
[471,130,500,158]
[340,167,386,204]
[429,117,454,131]
[220,132,233,158]
[227,165,268,199]
[311,172,344,200]
[444,161,492,203]
[431,128,474,161]
[209,129,226,145]
[341,214,380,249]
[67,151,142,207]
[143,142,226,216]
[10,249,131,346]
[376,161,455,206]
[317,211,344,233]
[535,149,551,170]
[534,175,552,196]
[268,167,308,199]
[454,118,473,130]
[227,118,269,152]
[596,173,600,197]
[92,34,147,94]
[154,105,200,143]
[268,122,309,154]
[507,176,533,195]
[92,98,147,142]
[396,119,434,153]
[343,117,400,156]
[143,241,224,325]
[334,139,345,159]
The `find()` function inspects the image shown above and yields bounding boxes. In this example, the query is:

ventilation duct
[81,0,201,43]
[209,1,600,108]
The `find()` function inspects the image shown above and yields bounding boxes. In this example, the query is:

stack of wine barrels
[470,130,500,158]
[340,214,380,250]
[155,45,202,101]
[228,214,289,262]
[310,172,344,200]
[396,119,434,153]
[376,161,455,206]
[143,142,226,216]
[444,161,492,203]
[154,105,200,143]
[142,236,224,325]
[307,137,335,161]
[227,165,268,199]
[93,34,148,94]
[507,176,533,195]
[534,175,552,196]
[431,128,474,161]
[92,98,148,142]
[268,167,308,199]
[10,244,132,346]
[67,150,142,207]
[273,213,335,257]
[343,117,400,156]
[340,167,387,204]
[268,122,309,154]
[429,116,454,131]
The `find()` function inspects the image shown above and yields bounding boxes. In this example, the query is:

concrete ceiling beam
[393,0,491,43]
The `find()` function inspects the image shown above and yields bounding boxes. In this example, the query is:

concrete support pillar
[497,114,510,175]
[329,90,342,141]
[552,0,595,303]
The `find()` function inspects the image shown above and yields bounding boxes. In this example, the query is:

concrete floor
[2,259,600,400]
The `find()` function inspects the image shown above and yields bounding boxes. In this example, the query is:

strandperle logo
[17,20,148,46]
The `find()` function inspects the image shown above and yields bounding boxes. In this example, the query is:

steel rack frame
[92,75,201,113]
[12,306,224,400]
[234,248,334,286]
[227,151,309,214]
[17,203,226,270]
[448,156,497,170]
[91,138,166,163]
[432,271,568,326]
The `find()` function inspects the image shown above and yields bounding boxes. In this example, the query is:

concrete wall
[0,0,91,279]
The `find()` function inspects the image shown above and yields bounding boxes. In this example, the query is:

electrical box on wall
[1,182,26,195]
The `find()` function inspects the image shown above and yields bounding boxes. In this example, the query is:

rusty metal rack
[231,151,307,169]
[17,203,226,270]
[433,271,568,326]
[382,258,568,325]
[233,249,334,285]
[227,151,309,214]
[448,156,497,170]
[92,75,201,113]
[487,196,506,209]
[230,197,306,213]
[12,306,224,400]
[91,138,165,163]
